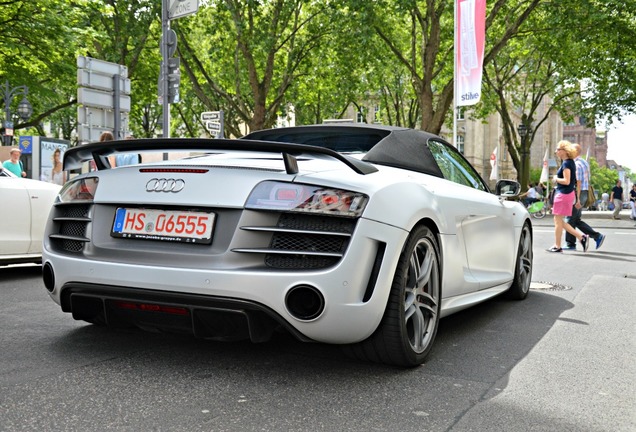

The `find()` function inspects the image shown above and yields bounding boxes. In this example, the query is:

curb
[531,209,636,229]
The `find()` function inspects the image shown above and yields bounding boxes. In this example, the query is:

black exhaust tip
[285,285,325,321]
[43,262,55,293]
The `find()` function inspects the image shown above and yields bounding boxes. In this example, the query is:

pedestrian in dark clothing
[629,184,636,221]
[610,180,624,220]
[565,144,605,250]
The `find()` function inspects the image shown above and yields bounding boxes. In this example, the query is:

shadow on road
[44,288,573,385]
[1,266,578,431]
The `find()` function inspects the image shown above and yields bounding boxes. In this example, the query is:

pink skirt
[552,190,575,216]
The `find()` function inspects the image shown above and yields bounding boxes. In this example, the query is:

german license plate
[112,208,215,244]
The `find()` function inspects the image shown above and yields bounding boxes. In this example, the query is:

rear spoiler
[63,138,378,175]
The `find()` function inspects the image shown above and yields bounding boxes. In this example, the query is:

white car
[1,166,61,265]
[42,124,533,367]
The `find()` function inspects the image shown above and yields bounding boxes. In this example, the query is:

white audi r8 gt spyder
[42,124,533,367]
[1,166,61,266]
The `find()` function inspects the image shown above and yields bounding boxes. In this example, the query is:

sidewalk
[531,208,636,228]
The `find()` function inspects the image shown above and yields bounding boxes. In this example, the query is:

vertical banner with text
[455,0,486,107]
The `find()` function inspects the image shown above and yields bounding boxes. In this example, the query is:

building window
[457,108,465,120]
[456,135,465,154]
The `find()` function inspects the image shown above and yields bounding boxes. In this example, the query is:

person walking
[564,144,605,250]
[600,192,610,211]
[547,140,589,253]
[2,147,26,177]
[629,184,636,221]
[610,180,624,220]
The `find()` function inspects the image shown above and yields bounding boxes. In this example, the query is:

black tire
[343,225,441,367]
[506,223,533,300]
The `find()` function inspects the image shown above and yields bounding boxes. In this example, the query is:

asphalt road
[1,217,634,432]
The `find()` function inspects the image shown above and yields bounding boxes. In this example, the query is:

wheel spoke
[408,307,425,351]
[415,247,434,289]
[517,228,533,289]
[404,238,440,353]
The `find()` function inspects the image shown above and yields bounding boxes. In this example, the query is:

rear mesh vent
[270,233,347,254]
[236,213,357,270]
[50,204,91,253]
[277,213,355,233]
[265,255,339,269]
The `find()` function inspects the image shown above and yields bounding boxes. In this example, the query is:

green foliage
[589,158,619,196]
[0,0,634,145]
[529,167,543,185]
[474,0,636,190]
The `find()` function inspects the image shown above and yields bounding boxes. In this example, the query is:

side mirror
[495,179,521,197]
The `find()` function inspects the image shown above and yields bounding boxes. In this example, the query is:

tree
[477,43,584,189]
[78,0,163,139]
[589,157,618,196]
[0,0,86,139]
[346,0,542,134]
[475,0,636,189]
[177,0,338,137]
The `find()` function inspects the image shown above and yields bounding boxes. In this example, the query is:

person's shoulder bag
[585,184,596,207]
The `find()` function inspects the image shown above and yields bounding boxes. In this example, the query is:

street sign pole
[161,0,171,161]
[201,111,224,138]
[114,74,121,137]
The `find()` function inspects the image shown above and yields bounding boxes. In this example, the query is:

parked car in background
[0,166,61,265]
[42,124,533,367]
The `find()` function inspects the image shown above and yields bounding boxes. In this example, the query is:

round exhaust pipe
[285,285,325,321]
[42,262,55,293]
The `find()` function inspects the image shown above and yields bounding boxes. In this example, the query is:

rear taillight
[58,177,99,203]
[246,181,368,217]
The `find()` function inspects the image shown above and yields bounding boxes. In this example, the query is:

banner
[456,0,486,106]
[489,147,498,180]
[539,149,549,183]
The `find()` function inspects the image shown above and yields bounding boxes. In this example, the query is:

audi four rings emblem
[145,178,186,193]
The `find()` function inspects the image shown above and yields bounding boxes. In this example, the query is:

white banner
[489,147,498,181]
[539,149,549,183]
[456,0,486,106]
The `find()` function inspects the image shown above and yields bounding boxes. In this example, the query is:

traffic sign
[77,124,123,143]
[78,87,131,112]
[201,111,221,121]
[161,29,178,57]
[77,56,131,142]
[77,56,128,78]
[169,0,199,19]
[3,120,14,136]
[206,121,221,132]
[77,69,131,94]
[78,107,129,129]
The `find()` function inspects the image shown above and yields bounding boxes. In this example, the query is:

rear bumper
[60,283,310,343]
[43,218,409,344]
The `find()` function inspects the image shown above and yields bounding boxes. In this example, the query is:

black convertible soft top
[243,124,445,178]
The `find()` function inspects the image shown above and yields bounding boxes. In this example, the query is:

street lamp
[2,80,32,146]
[517,123,528,138]
[517,120,531,187]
